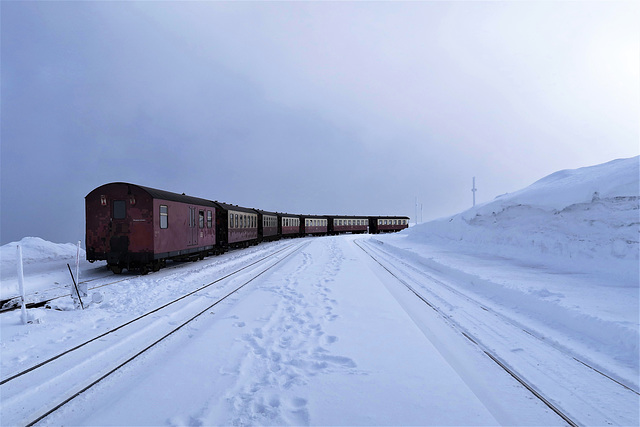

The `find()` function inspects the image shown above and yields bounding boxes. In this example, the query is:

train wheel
[110,265,122,274]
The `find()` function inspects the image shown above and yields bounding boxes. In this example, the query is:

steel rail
[365,238,640,397]
[354,239,579,427]
[0,251,244,313]
[0,242,296,386]
[16,240,306,427]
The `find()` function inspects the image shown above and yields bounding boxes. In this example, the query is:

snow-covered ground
[1,156,638,425]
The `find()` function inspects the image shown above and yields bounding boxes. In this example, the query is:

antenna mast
[472,177,477,207]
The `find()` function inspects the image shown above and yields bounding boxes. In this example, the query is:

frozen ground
[1,156,638,426]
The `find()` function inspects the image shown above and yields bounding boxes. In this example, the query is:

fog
[2,1,638,244]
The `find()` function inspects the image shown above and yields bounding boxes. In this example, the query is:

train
[86,182,409,274]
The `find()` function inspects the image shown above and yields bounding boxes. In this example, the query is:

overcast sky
[1,1,638,245]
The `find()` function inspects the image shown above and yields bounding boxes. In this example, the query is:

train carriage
[255,209,280,242]
[302,215,328,236]
[214,202,259,249]
[369,216,410,233]
[86,183,217,274]
[329,216,369,235]
[280,214,301,238]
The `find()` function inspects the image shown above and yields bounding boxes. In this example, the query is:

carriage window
[199,210,205,228]
[235,214,239,229]
[160,205,168,229]
[207,211,212,228]
[113,200,126,219]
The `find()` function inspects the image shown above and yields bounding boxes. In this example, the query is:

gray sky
[2,1,638,245]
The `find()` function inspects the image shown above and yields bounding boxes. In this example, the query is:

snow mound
[407,156,639,281]
[0,237,84,265]
[480,156,639,213]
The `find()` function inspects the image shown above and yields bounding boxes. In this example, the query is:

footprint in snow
[323,335,338,345]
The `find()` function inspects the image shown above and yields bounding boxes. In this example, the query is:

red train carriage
[255,209,280,242]
[369,216,410,234]
[86,183,217,274]
[329,216,369,235]
[214,202,259,249]
[302,216,328,236]
[280,214,301,238]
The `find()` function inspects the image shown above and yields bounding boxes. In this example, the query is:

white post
[472,177,477,207]
[75,240,86,297]
[16,245,27,325]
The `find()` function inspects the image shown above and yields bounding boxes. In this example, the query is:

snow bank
[406,157,639,281]
[0,237,83,265]
[484,156,639,212]
[0,237,86,298]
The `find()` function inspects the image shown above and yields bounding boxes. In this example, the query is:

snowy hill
[404,156,639,281]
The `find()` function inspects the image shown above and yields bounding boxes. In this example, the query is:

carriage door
[188,207,198,246]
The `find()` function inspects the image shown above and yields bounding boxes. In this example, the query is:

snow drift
[0,237,84,265]
[405,156,639,282]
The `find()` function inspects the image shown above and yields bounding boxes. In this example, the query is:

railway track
[0,245,277,313]
[355,239,639,427]
[0,241,307,426]
[0,274,128,313]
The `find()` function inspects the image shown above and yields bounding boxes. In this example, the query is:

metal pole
[68,263,84,310]
[472,177,477,207]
